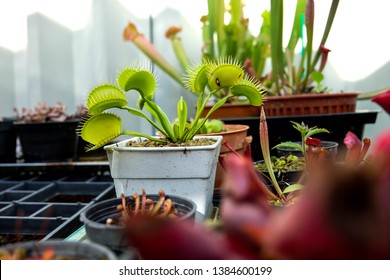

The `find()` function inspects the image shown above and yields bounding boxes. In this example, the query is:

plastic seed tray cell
[0,164,115,245]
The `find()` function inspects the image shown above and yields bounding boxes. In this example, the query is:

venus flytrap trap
[79,59,264,150]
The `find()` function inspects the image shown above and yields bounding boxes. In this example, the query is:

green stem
[215,0,226,55]
[184,90,218,141]
[270,0,284,94]
[302,0,314,91]
[308,0,339,74]
[206,0,216,58]
[123,131,167,143]
[259,107,285,199]
[124,107,166,137]
[187,95,231,140]
[143,98,176,141]
[170,35,190,71]
[124,23,184,85]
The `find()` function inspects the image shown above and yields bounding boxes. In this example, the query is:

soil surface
[126,138,217,148]
[0,234,46,245]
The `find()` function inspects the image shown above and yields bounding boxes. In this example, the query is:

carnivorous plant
[79,58,264,150]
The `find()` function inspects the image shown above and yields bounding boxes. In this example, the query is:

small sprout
[151,190,166,216]
[160,199,173,217]
[133,193,140,215]
[141,189,147,214]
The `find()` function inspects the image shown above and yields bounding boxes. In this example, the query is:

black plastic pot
[254,160,303,187]
[77,137,108,161]
[15,120,79,162]
[0,240,116,260]
[0,118,16,163]
[223,110,378,161]
[80,194,196,252]
[276,141,339,161]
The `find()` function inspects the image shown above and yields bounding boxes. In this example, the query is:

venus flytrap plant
[79,59,264,150]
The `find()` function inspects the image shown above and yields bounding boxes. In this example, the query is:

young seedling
[273,121,330,167]
[106,190,179,225]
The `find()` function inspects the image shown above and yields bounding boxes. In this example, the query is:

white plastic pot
[104,135,223,220]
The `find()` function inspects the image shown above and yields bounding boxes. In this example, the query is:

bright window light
[0,0,92,52]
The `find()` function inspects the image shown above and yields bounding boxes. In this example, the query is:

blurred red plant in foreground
[372,89,390,115]
[125,129,390,260]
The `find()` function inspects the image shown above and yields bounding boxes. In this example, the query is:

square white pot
[104,135,223,220]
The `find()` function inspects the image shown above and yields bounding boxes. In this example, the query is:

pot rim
[0,239,117,260]
[276,140,339,152]
[200,124,250,136]
[104,135,223,152]
[80,194,197,229]
[13,118,81,126]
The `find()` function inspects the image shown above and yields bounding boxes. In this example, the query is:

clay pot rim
[200,124,250,136]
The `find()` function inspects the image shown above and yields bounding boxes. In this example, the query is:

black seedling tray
[0,163,115,245]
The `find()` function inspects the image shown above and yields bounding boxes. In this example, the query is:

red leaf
[372,89,390,115]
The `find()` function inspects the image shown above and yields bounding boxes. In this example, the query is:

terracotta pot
[263,92,358,116]
[201,124,250,193]
[201,93,358,118]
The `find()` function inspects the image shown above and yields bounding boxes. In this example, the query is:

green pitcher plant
[78,58,264,151]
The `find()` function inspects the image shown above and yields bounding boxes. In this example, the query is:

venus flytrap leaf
[122,130,166,143]
[117,68,156,100]
[204,119,224,133]
[142,99,177,142]
[177,97,188,139]
[184,62,211,94]
[79,113,123,151]
[117,67,137,91]
[117,66,177,141]
[119,68,155,110]
[79,113,166,151]
[186,95,231,141]
[207,58,244,90]
[87,84,128,115]
[124,107,166,137]
[185,88,219,140]
[80,59,264,149]
[230,79,264,106]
